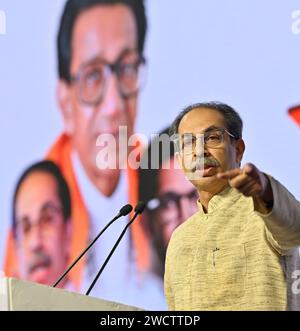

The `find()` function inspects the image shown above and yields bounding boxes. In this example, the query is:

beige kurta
[164,176,300,310]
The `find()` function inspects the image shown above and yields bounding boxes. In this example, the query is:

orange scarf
[4,133,149,290]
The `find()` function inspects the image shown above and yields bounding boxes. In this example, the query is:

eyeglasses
[70,50,146,106]
[172,128,237,156]
[146,189,198,222]
[16,203,63,240]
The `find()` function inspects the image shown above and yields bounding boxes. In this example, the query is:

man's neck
[90,169,121,197]
[198,183,229,213]
[72,150,121,198]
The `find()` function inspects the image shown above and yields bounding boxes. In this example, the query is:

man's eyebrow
[180,126,223,137]
[16,202,58,226]
[159,191,179,197]
[80,47,138,68]
[182,126,222,136]
[39,201,58,214]
[203,125,223,133]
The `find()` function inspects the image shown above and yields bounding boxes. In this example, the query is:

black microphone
[52,203,133,288]
[134,201,146,214]
[85,201,146,296]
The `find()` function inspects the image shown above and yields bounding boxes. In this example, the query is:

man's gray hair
[169,102,243,139]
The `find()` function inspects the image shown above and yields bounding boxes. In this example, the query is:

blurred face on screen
[150,158,198,247]
[58,5,140,196]
[15,172,70,287]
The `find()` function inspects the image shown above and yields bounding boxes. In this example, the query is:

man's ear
[57,80,74,135]
[235,139,245,166]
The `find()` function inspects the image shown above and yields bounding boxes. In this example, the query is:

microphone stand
[52,204,132,288]
[85,208,143,296]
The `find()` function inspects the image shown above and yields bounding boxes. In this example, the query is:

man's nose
[193,137,206,154]
[28,225,43,250]
[194,143,210,158]
[98,73,125,119]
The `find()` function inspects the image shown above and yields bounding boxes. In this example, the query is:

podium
[0,278,143,311]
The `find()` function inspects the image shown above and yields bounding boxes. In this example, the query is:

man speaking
[165,102,300,310]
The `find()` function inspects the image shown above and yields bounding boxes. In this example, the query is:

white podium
[0,278,143,311]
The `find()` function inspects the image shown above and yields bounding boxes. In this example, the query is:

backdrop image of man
[12,160,73,290]
[4,0,166,310]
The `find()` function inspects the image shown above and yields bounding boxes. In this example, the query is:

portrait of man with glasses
[4,0,167,310]
[11,160,73,291]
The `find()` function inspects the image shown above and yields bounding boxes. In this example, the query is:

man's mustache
[190,157,220,172]
[28,250,52,274]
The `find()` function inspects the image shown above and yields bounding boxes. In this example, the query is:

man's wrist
[256,174,274,213]
[262,174,273,202]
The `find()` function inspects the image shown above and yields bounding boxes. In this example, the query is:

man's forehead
[16,173,59,213]
[178,108,225,134]
[71,4,137,68]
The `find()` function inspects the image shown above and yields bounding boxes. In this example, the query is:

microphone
[134,201,146,214]
[85,201,146,296]
[52,203,133,288]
